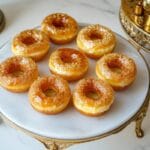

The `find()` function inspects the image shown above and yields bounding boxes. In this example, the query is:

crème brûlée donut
[77,24,116,59]
[41,13,78,44]
[49,48,89,81]
[73,78,114,116]
[0,56,38,92]
[29,76,71,114]
[12,29,50,61]
[96,53,137,90]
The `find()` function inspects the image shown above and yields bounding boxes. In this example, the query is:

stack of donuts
[0,13,136,116]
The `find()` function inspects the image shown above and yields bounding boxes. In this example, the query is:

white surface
[0,31,149,140]
[0,0,150,149]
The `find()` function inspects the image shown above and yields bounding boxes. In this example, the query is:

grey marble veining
[74,1,116,15]
[64,0,118,15]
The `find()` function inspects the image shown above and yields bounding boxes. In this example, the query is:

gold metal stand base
[40,140,73,150]
[135,95,149,138]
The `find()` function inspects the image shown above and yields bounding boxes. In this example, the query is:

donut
[29,76,71,114]
[0,56,38,92]
[12,29,50,61]
[77,24,116,59]
[41,13,78,44]
[96,53,137,90]
[73,78,114,116]
[49,48,89,81]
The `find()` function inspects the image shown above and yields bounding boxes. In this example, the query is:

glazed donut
[49,48,88,81]
[29,76,71,114]
[73,78,114,116]
[12,29,50,61]
[96,53,136,90]
[41,13,78,44]
[0,56,38,92]
[77,24,116,59]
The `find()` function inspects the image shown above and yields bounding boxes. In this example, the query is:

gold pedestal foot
[40,140,74,150]
[135,99,149,138]
[43,141,58,150]
[135,118,144,138]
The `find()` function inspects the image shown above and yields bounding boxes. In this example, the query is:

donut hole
[52,19,65,29]
[88,32,102,40]
[85,86,101,100]
[41,83,57,97]
[21,36,37,45]
[60,52,78,63]
[7,63,24,77]
[107,59,122,73]
[44,89,57,97]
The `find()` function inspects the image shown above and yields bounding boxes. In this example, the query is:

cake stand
[0,23,150,150]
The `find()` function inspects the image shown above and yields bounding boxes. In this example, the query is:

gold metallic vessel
[120,0,150,52]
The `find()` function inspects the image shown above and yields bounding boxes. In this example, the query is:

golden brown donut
[0,56,38,92]
[41,13,78,44]
[12,29,50,61]
[77,24,116,59]
[29,76,71,114]
[49,48,89,81]
[96,53,137,90]
[73,78,114,116]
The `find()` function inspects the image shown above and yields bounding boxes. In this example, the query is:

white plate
[0,25,149,140]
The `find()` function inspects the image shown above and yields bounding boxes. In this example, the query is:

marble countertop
[0,0,150,150]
